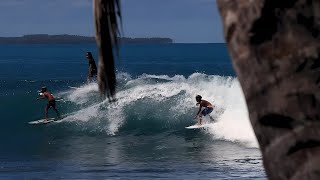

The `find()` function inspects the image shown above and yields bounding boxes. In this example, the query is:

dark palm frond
[94,0,122,101]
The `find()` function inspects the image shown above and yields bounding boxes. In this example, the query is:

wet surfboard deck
[185,124,211,129]
[28,117,63,125]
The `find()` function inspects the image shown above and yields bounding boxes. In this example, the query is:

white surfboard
[28,118,57,125]
[28,116,65,125]
[68,86,80,89]
[185,124,210,129]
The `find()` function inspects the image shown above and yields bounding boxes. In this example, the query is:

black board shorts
[47,100,56,109]
[91,69,97,77]
[201,107,213,116]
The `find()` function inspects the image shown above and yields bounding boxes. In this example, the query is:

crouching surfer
[194,95,215,125]
[37,87,61,122]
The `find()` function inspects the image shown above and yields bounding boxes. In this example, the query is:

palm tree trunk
[217,0,320,179]
[94,0,121,100]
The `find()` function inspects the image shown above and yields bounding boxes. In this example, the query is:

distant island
[0,34,173,44]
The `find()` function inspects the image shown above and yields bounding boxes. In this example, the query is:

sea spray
[59,73,258,147]
[205,79,258,148]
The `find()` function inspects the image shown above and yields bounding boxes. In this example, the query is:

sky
[0,0,225,43]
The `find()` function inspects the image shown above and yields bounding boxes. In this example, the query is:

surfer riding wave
[37,86,61,122]
[194,95,215,125]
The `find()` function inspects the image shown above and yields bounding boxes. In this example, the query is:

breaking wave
[54,72,258,148]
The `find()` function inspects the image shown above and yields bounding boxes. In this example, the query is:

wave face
[56,73,258,148]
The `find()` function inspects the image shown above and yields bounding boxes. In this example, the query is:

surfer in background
[85,52,97,82]
[194,95,215,125]
[37,87,61,122]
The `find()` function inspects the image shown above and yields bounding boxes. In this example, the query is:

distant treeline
[0,34,173,44]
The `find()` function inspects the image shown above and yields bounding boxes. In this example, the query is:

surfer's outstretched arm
[194,105,203,125]
[195,105,202,118]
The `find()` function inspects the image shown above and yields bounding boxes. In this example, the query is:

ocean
[0,43,266,179]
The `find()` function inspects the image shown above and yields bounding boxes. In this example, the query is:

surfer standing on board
[194,95,214,125]
[37,87,61,122]
[85,52,97,82]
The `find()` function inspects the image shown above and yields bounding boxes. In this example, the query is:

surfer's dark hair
[196,95,202,100]
[86,52,93,59]
[41,86,47,92]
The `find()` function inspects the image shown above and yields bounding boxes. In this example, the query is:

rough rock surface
[217,0,320,179]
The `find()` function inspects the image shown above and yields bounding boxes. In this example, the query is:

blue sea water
[0,43,266,179]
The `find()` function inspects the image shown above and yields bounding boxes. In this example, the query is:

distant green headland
[0,34,173,44]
